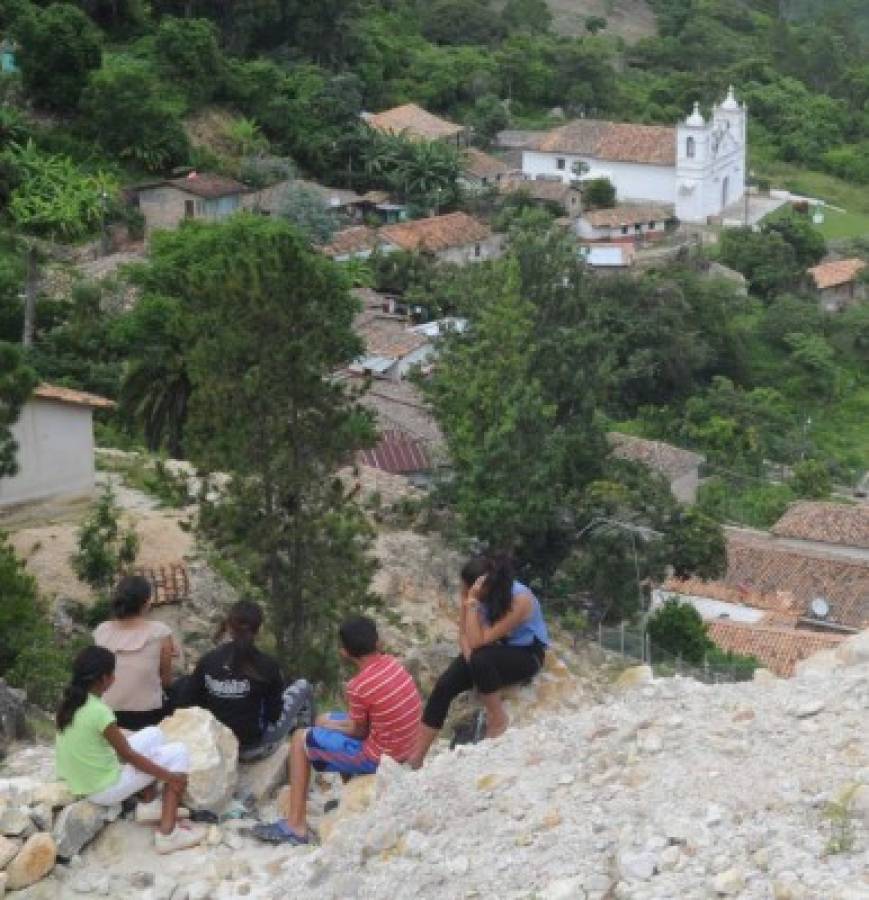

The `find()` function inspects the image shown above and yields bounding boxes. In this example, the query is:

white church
[519,87,747,224]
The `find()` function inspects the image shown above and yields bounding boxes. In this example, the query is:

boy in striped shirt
[253,616,421,845]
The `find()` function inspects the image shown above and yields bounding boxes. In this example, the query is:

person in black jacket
[179,601,313,761]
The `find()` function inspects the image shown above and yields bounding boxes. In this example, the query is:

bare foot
[485,715,509,740]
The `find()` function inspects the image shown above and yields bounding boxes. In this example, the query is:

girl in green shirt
[55,646,204,855]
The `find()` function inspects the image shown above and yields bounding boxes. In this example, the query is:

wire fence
[592,622,757,685]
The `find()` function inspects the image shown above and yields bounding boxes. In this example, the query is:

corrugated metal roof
[359,430,431,474]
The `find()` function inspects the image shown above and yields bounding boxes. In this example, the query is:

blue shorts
[305,713,378,776]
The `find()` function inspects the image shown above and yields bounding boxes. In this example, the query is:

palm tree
[120,351,191,458]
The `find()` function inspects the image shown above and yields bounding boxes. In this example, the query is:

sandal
[251,821,310,845]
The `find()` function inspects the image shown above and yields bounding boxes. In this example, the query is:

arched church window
[686,136,695,159]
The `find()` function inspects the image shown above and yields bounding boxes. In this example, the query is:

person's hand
[467,575,487,603]
[164,772,188,794]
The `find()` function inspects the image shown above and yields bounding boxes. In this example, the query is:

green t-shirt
[55,694,121,797]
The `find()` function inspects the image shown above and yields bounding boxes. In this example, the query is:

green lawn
[805,383,869,473]
[811,207,869,241]
[755,162,869,215]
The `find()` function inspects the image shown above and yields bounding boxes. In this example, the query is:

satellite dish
[810,597,829,619]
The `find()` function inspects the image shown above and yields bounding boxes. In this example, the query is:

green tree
[139,216,377,682]
[154,17,225,106]
[424,258,563,549]
[14,3,102,110]
[647,598,711,665]
[71,484,140,595]
[0,342,38,479]
[582,177,616,209]
[116,294,192,457]
[790,459,832,498]
[420,0,502,45]
[718,227,801,299]
[584,15,608,34]
[763,212,826,268]
[277,182,340,244]
[666,508,726,579]
[468,95,510,148]
[79,56,190,172]
[502,0,552,34]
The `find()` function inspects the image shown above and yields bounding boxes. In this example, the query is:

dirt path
[5,473,194,606]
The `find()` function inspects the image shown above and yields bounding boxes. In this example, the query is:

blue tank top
[483,581,550,647]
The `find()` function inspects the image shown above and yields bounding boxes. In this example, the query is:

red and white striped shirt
[346,654,421,762]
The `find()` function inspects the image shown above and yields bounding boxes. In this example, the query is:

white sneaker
[154,822,206,854]
[135,799,190,824]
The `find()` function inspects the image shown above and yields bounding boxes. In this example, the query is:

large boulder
[52,801,121,860]
[235,743,289,803]
[159,708,238,814]
[5,832,56,891]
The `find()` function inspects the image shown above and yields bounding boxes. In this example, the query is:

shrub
[647,598,711,664]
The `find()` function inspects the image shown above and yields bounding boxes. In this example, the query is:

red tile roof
[166,173,248,199]
[583,204,675,229]
[500,176,581,208]
[367,104,464,141]
[321,226,381,258]
[538,120,676,166]
[771,502,869,550]
[33,384,115,410]
[358,430,431,474]
[807,258,866,290]
[707,620,845,677]
[462,148,513,180]
[380,212,490,253]
[664,577,802,618]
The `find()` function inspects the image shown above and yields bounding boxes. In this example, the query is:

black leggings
[422,642,545,730]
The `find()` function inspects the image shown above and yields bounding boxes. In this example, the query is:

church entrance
[721,176,730,209]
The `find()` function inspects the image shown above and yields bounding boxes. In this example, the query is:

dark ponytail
[460,553,515,624]
[216,600,266,681]
[56,645,116,731]
[111,575,152,619]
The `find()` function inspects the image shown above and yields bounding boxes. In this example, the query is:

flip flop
[251,821,310,846]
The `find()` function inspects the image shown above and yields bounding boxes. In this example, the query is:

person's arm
[159,637,174,688]
[464,582,534,651]
[102,724,187,794]
[314,714,368,738]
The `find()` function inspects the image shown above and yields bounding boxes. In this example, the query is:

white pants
[88,726,189,806]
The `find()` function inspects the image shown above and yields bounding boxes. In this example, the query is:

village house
[363,103,467,147]
[133,173,248,234]
[0,385,114,508]
[350,294,433,382]
[657,502,869,674]
[460,148,515,191]
[806,258,867,312]
[500,176,582,216]
[516,87,747,224]
[378,211,503,264]
[608,432,705,504]
[576,204,676,244]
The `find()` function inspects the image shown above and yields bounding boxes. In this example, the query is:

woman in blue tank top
[409,554,549,768]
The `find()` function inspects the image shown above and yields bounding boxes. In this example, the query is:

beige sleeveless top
[93,619,173,713]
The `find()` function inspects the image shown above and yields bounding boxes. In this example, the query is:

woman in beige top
[93,576,176,731]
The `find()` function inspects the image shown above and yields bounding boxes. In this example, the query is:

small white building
[1,385,114,508]
[520,87,747,224]
[576,204,675,243]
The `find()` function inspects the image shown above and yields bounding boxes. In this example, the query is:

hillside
[500,0,658,41]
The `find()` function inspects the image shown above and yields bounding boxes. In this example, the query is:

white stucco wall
[0,399,96,507]
[435,234,504,265]
[522,151,676,205]
[651,591,766,624]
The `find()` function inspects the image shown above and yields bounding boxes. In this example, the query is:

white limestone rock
[159,708,239,813]
[5,832,56,891]
[52,801,121,860]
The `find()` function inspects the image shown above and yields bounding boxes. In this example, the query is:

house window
[556,158,566,171]
[474,243,481,258]
[184,199,195,218]
[648,221,656,230]
[621,226,629,235]
[634,223,642,232]
[686,136,695,159]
